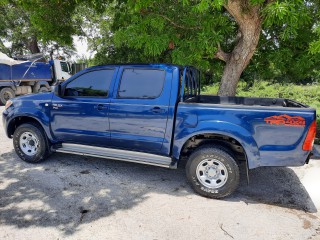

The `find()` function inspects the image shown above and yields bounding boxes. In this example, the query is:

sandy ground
[0,106,319,240]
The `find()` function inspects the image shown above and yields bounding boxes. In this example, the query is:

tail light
[302,120,317,151]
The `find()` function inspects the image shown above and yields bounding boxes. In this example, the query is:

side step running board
[54,143,177,169]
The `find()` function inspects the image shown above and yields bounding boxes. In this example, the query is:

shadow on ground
[0,149,317,235]
[235,164,317,213]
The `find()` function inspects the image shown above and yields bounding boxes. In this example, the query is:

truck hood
[12,92,54,103]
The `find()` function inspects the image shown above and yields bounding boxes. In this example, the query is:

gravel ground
[0,106,319,240]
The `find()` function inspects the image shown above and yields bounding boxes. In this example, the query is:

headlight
[5,100,13,110]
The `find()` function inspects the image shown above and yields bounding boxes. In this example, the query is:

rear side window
[65,69,114,97]
[118,69,165,99]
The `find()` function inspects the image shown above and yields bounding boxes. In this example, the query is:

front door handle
[52,103,63,109]
[96,104,108,111]
[150,106,165,113]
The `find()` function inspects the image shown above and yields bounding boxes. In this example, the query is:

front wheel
[13,123,50,163]
[186,145,240,198]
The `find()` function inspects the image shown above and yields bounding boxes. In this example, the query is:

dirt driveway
[0,106,319,240]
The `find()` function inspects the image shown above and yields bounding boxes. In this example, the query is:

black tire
[186,145,240,198]
[38,86,49,93]
[13,123,50,163]
[0,87,15,105]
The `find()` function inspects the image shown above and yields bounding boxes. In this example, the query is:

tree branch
[142,11,201,30]
[223,1,243,25]
[214,45,231,62]
[0,39,10,56]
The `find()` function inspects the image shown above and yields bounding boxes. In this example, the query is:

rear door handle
[150,106,165,113]
[96,104,108,111]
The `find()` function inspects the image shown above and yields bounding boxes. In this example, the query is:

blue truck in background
[0,52,72,105]
[2,64,318,198]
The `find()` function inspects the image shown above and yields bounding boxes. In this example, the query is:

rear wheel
[38,86,49,93]
[13,123,50,163]
[186,145,240,198]
[0,87,15,105]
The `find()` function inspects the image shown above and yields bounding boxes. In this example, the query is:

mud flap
[311,144,320,160]
[245,154,250,185]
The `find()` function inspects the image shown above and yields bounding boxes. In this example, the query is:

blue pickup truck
[2,64,317,198]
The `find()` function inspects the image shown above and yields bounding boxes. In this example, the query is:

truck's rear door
[108,66,171,154]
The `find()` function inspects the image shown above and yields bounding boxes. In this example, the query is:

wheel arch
[7,114,53,142]
[173,125,261,169]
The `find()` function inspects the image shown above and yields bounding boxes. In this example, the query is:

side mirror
[54,84,62,97]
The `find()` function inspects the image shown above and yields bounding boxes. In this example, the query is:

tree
[110,0,316,95]
[0,3,41,55]
[2,0,317,93]
[246,5,320,84]
[0,0,88,57]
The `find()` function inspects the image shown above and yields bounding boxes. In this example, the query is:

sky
[72,36,95,61]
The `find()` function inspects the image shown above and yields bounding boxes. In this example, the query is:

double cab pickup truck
[2,64,317,198]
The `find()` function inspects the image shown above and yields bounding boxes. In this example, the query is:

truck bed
[186,95,308,108]
[176,96,316,169]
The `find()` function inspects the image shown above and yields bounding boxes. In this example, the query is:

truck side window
[65,69,114,97]
[60,61,69,73]
[118,69,165,99]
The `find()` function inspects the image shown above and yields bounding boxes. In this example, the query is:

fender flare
[6,108,54,142]
[173,120,261,169]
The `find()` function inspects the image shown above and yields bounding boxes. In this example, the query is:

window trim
[116,68,166,99]
[63,68,115,99]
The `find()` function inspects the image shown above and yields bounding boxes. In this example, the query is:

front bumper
[2,109,10,138]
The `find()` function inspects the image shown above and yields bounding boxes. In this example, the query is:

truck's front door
[50,68,117,147]
[108,67,171,154]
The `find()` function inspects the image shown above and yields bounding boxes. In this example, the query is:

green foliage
[0,2,37,55]
[0,0,93,56]
[263,0,311,40]
[110,0,234,72]
[310,25,320,54]
[1,0,319,88]
[88,0,320,86]
[242,0,320,84]
[246,28,320,83]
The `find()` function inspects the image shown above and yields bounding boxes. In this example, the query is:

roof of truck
[86,63,183,70]
[72,64,199,79]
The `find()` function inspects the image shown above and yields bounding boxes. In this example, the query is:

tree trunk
[217,1,262,96]
[26,36,41,54]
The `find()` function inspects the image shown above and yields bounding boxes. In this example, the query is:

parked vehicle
[0,52,72,105]
[2,64,318,198]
